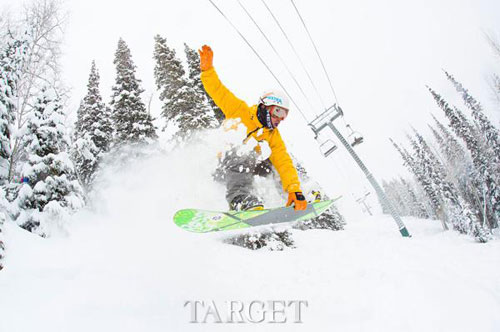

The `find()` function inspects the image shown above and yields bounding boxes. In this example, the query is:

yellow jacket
[201,67,301,193]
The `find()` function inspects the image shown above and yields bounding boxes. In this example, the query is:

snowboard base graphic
[173,198,340,233]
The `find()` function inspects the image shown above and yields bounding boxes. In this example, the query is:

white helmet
[258,90,290,110]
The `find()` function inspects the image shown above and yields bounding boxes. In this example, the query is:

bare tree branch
[6,0,68,181]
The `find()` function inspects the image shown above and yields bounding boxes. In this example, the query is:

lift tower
[309,104,411,237]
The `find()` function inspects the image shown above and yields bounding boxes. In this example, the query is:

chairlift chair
[318,138,337,157]
[346,124,364,147]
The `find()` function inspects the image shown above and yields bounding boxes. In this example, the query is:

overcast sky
[3,0,500,205]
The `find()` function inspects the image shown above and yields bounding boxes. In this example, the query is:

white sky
[3,0,500,204]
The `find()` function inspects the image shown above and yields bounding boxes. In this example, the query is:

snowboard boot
[311,190,322,203]
[229,194,264,211]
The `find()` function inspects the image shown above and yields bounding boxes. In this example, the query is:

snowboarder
[199,45,307,212]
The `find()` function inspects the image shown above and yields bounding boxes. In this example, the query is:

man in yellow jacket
[199,45,307,211]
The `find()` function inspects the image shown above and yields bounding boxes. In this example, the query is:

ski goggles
[268,105,289,121]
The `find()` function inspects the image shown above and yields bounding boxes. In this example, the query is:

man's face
[268,105,289,128]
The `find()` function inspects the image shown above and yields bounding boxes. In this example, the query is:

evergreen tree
[16,87,84,236]
[382,178,428,218]
[429,116,483,221]
[400,177,430,218]
[153,36,216,140]
[407,133,449,230]
[428,87,500,229]
[411,131,457,202]
[409,129,489,241]
[72,61,113,189]
[71,130,98,191]
[390,138,441,221]
[111,38,157,147]
[154,35,187,126]
[76,61,113,152]
[430,115,467,169]
[445,71,500,169]
[184,43,224,125]
[0,31,28,186]
[416,129,462,200]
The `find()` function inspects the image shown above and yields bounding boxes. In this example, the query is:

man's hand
[286,192,307,211]
[198,45,213,71]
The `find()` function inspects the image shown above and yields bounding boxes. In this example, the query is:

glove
[286,192,307,211]
[198,45,213,71]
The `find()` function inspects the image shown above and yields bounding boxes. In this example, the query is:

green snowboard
[173,198,340,233]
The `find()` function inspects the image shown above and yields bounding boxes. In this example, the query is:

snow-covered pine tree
[400,177,430,218]
[71,130,98,191]
[76,61,113,153]
[390,138,441,221]
[444,71,500,172]
[0,31,27,186]
[382,178,425,217]
[16,87,84,236]
[111,38,157,147]
[184,43,224,126]
[410,129,489,241]
[409,133,461,230]
[430,115,468,169]
[72,61,113,190]
[410,131,456,202]
[428,87,500,230]
[429,117,483,221]
[383,177,432,219]
[175,56,218,138]
[154,35,190,133]
[153,35,216,140]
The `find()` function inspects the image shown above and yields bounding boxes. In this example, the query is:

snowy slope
[1,136,499,332]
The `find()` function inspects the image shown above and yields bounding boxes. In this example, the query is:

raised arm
[199,45,248,119]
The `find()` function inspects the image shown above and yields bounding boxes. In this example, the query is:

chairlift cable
[207,0,309,123]
[237,0,317,116]
[290,0,340,106]
[260,0,327,112]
